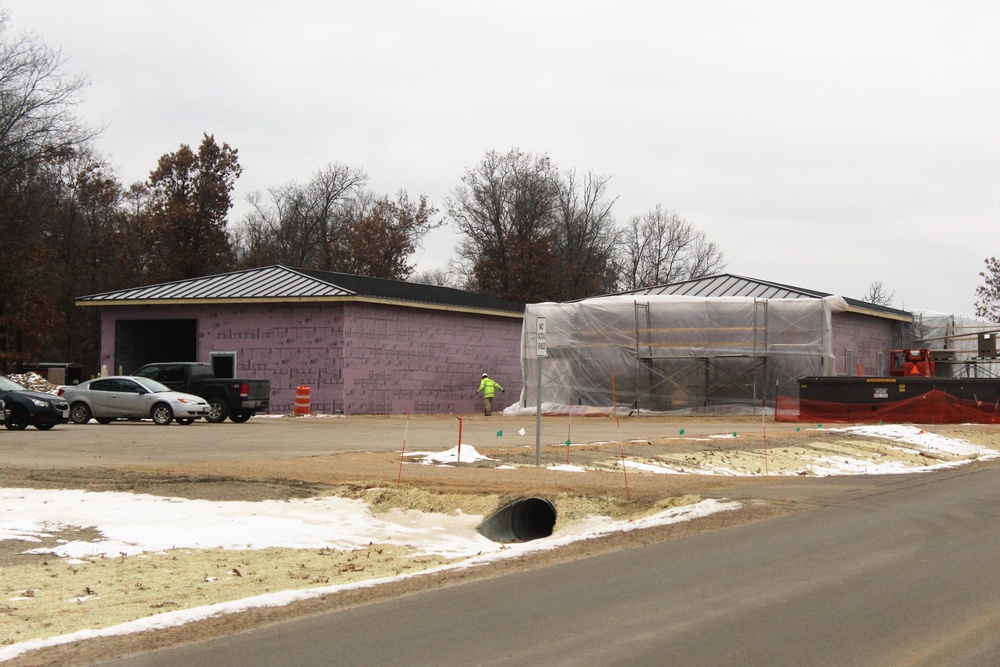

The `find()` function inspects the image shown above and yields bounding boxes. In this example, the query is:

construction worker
[477,372,504,416]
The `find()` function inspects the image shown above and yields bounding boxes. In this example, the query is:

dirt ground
[3,418,1000,666]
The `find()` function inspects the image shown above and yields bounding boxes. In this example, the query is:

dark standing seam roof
[292,267,525,312]
[604,273,912,318]
[76,265,525,314]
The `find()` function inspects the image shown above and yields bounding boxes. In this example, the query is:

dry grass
[1,542,451,646]
[7,422,1000,655]
[0,483,700,648]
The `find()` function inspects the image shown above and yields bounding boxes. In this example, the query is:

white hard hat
[482,373,488,377]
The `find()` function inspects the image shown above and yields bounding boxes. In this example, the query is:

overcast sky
[5,1,998,315]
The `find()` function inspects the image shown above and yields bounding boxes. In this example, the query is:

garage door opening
[115,319,197,374]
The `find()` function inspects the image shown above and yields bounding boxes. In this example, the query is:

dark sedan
[0,376,70,430]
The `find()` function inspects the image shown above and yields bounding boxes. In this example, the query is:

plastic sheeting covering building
[517,294,849,416]
[910,309,1000,378]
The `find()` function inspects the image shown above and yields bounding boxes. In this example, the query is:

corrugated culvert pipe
[476,497,557,543]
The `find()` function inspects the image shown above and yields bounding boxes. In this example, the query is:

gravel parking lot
[0,413,803,467]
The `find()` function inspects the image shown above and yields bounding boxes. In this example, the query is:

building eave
[843,304,913,323]
[75,295,525,319]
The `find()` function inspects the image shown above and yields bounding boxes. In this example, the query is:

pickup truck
[132,362,270,423]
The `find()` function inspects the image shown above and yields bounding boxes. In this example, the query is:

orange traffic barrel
[294,385,311,416]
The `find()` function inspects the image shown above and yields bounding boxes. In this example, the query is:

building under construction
[908,310,1000,379]
[790,310,1000,424]
[515,275,999,416]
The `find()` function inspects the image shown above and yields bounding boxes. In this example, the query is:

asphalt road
[0,414,799,467]
[94,463,1000,667]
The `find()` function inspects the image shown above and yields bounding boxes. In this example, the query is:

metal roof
[76,265,525,316]
[608,273,912,321]
[634,274,819,299]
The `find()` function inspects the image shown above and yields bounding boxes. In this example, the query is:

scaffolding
[909,309,1000,379]
[518,294,843,415]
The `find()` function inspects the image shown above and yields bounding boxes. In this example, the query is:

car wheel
[205,397,229,423]
[96,417,113,424]
[70,402,92,424]
[151,403,173,426]
[4,404,28,430]
[176,418,194,425]
[34,423,56,430]
[229,411,252,423]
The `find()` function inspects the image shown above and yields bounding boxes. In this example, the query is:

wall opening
[114,319,197,374]
[210,351,237,378]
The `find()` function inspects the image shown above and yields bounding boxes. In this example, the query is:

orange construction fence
[775,391,1000,425]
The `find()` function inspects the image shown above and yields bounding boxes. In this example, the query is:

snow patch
[403,445,495,465]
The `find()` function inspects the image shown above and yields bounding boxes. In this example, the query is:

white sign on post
[535,317,546,466]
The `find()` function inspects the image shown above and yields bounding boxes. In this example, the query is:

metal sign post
[535,317,547,466]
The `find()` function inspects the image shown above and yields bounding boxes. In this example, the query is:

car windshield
[0,376,28,391]
[132,377,171,393]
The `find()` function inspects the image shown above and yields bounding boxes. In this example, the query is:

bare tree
[551,169,620,300]
[232,166,439,279]
[0,11,96,180]
[232,163,367,269]
[863,281,895,307]
[617,206,725,291]
[448,149,561,302]
[229,190,277,267]
[410,267,459,288]
[332,191,440,279]
[0,11,97,370]
[39,147,127,368]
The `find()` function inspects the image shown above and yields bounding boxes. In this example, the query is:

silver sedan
[58,376,209,425]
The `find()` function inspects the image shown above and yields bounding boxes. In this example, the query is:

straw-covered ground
[3,420,1000,666]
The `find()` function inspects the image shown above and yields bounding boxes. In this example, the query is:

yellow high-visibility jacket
[477,377,503,398]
